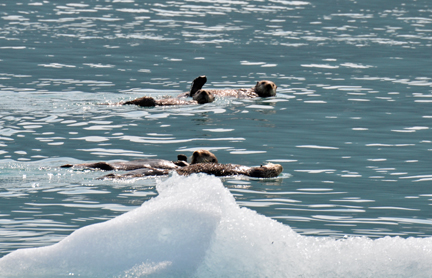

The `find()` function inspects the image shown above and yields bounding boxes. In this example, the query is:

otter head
[193,90,215,104]
[189,75,207,97]
[191,149,218,164]
[248,163,283,178]
[254,80,277,97]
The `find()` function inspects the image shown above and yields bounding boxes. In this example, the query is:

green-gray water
[1,0,432,276]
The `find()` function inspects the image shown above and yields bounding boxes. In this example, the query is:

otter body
[61,149,282,179]
[191,80,277,101]
[61,158,181,171]
[123,76,211,107]
[122,76,277,107]
[176,163,283,178]
[61,150,217,171]
[101,162,283,179]
[102,168,170,179]
[123,97,199,107]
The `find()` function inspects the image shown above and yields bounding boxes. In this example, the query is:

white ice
[1,174,432,277]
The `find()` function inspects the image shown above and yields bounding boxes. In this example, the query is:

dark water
[1,0,432,258]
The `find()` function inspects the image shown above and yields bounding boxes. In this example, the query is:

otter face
[193,90,215,104]
[263,163,283,174]
[254,80,277,97]
[248,163,283,178]
[191,150,218,164]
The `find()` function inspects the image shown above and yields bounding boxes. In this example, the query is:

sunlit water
[1,0,432,276]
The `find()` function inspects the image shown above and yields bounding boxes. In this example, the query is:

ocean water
[1,0,432,276]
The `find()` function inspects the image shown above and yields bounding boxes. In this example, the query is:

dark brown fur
[61,159,179,171]
[99,162,282,179]
[122,76,276,107]
[191,149,218,164]
[123,76,209,107]
[176,163,283,178]
[123,96,198,107]
[102,168,170,179]
[191,80,277,102]
[62,149,282,179]
[60,150,217,171]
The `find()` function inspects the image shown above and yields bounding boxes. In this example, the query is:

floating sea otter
[100,162,283,179]
[122,75,277,107]
[123,76,212,106]
[61,150,283,179]
[190,78,277,100]
[176,162,283,178]
[60,149,217,171]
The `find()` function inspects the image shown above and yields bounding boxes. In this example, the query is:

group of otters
[62,76,283,179]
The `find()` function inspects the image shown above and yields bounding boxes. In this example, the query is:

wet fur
[176,163,283,178]
[123,76,209,107]
[102,162,283,179]
[61,149,282,179]
[191,149,218,164]
[122,76,276,107]
[123,97,197,107]
[191,80,277,101]
[61,150,217,171]
[61,159,180,171]
[102,168,170,179]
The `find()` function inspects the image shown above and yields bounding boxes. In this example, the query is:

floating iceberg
[1,174,431,277]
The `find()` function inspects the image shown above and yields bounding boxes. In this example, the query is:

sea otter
[61,149,283,179]
[123,75,213,107]
[191,79,277,101]
[176,162,283,178]
[99,162,283,179]
[60,150,217,171]
[122,76,277,107]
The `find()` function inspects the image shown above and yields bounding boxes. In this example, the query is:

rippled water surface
[1,0,432,257]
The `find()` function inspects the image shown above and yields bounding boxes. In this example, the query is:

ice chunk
[1,174,432,277]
